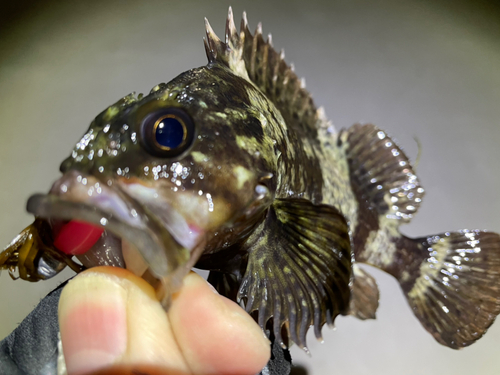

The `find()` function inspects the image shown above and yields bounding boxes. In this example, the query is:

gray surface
[0,0,499,374]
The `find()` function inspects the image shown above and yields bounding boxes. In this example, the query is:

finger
[85,364,187,375]
[58,266,190,375]
[168,272,271,375]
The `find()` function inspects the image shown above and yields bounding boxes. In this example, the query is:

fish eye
[140,108,195,157]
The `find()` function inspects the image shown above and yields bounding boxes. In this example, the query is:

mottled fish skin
[59,29,339,254]
[61,66,275,224]
[201,8,500,351]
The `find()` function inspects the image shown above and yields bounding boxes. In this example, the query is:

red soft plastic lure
[53,220,103,255]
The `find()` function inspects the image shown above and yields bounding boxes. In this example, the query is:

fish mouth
[26,171,200,308]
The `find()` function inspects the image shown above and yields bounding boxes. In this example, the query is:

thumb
[58,267,271,375]
[58,267,190,375]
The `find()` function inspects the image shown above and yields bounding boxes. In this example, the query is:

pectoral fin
[207,270,240,301]
[237,198,352,351]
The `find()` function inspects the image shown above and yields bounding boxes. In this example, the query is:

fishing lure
[1,8,499,357]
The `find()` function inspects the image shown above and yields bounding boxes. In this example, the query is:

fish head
[28,63,279,301]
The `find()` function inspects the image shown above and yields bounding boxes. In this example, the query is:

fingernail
[58,272,127,375]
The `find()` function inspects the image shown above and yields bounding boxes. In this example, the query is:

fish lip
[26,171,195,303]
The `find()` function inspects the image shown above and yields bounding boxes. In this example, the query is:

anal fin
[396,230,500,348]
[237,198,352,350]
[348,264,380,320]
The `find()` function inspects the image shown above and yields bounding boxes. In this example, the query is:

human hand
[57,267,270,375]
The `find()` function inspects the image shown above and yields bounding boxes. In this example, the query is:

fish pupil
[155,116,185,149]
[139,107,194,157]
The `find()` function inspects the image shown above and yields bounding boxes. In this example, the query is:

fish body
[2,7,500,358]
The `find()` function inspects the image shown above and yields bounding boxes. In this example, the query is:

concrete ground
[0,0,499,374]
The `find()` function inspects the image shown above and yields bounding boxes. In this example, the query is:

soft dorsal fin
[343,123,425,223]
[204,7,324,140]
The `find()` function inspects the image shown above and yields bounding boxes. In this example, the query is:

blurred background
[0,0,499,374]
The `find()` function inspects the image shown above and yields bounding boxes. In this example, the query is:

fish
[1,7,500,357]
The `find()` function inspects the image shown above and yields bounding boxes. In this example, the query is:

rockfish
[2,8,500,356]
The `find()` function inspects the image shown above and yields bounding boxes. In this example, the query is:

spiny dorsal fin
[204,8,325,139]
[204,7,249,80]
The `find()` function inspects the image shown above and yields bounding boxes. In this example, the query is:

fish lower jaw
[27,191,192,305]
[28,171,210,307]
[48,218,142,276]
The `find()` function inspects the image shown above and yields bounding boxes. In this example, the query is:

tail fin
[395,230,500,349]
[342,123,500,347]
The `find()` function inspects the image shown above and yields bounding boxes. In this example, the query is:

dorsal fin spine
[256,22,263,36]
[271,52,280,97]
[205,8,325,141]
[204,18,221,62]
[250,33,258,80]
[291,75,300,107]
[225,6,237,45]
[281,67,291,102]
[203,37,212,62]
[299,95,309,119]
[261,39,269,92]
[241,10,248,30]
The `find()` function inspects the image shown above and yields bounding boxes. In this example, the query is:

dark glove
[0,283,65,375]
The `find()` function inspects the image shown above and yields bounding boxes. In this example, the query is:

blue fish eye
[140,108,195,158]
[154,115,186,150]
